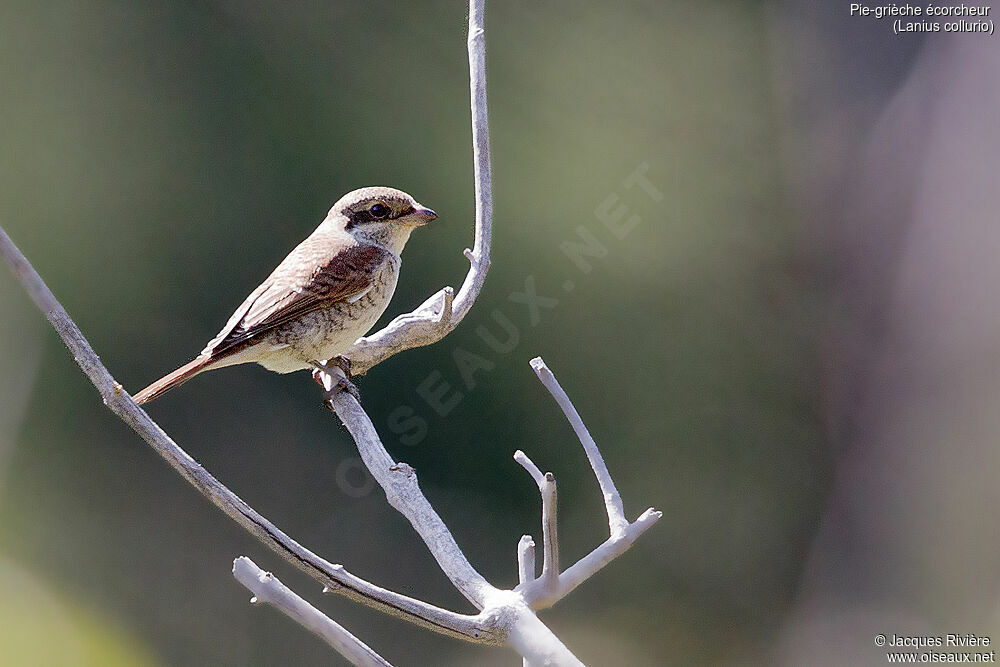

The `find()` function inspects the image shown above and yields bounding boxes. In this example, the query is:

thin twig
[515,577,536,667]
[318,367,495,608]
[513,450,544,486]
[0,225,497,644]
[317,365,592,665]
[517,535,536,585]
[514,451,558,590]
[539,474,558,587]
[233,557,393,667]
[529,357,630,538]
[341,0,493,376]
[317,364,587,665]
[548,508,661,604]
[519,358,663,609]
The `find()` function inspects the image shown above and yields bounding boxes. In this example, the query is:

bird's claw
[312,358,360,407]
[331,355,353,378]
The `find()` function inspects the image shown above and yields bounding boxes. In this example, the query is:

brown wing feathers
[132,236,388,405]
[207,240,388,355]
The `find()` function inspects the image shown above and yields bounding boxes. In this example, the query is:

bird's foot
[312,358,361,408]
[331,355,353,378]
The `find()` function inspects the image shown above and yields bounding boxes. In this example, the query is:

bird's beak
[407,206,437,225]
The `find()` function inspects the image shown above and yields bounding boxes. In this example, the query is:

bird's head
[328,186,437,254]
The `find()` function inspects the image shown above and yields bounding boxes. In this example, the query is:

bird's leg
[311,358,361,406]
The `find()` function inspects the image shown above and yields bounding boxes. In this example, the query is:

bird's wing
[201,237,391,358]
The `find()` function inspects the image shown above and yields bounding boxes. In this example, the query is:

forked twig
[516,358,663,609]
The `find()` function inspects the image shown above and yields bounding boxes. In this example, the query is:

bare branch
[517,535,536,585]
[317,366,495,608]
[340,0,493,376]
[0,225,498,645]
[547,508,661,604]
[513,450,544,486]
[317,361,592,665]
[539,474,558,587]
[529,357,630,537]
[514,451,558,590]
[519,358,662,609]
[501,596,585,667]
[233,557,392,667]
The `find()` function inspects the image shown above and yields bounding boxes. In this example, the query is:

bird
[132,186,436,405]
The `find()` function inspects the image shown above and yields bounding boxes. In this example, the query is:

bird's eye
[369,203,390,219]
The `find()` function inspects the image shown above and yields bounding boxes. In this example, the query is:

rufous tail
[133,356,213,405]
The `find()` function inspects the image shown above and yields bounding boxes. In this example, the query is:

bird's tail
[133,356,213,405]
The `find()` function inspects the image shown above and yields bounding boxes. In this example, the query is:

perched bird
[132,186,436,405]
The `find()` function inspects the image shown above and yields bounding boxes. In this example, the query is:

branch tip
[513,450,544,486]
[233,556,395,666]
[437,287,454,325]
[517,535,536,585]
[637,508,663,523]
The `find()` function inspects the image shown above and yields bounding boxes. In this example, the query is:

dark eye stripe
[345,200,404,229]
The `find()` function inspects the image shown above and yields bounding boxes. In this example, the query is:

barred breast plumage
[252,256,400,373]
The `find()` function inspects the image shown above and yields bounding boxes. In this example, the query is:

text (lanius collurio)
[849,4,995,34]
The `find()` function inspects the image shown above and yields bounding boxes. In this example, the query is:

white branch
[341,0,493,376]
[513,449,544,486]
[318,360,590,665]
[548,508,662,603]
[317,367,495,608]
[498,595,585,667]
[519,358,663,609]
[517,535,536,585]
[514,451,558,590]
[529,357,630,538]
[233,557,392,667]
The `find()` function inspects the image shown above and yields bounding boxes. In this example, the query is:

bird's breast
[274,259,400,367]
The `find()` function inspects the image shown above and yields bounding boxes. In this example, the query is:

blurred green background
[6,1,991,666]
